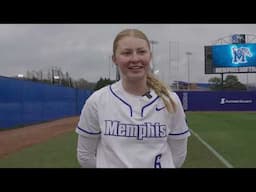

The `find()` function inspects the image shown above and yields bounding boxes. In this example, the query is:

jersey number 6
[154,154,162,168]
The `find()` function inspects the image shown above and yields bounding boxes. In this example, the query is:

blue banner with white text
[176,91,256,111]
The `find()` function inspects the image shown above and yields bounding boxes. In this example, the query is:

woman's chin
[127,72,146,81]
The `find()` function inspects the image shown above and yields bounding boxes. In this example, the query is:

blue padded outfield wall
[0,76,92,129]
[176,91,256,111]
[1,76,256,129]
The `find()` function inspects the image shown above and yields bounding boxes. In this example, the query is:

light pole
[149,40,158,73]
[186,52,192,90]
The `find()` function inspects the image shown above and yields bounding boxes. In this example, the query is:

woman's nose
[130,52,140,61]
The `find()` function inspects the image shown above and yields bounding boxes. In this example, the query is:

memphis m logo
[232,46,252,64]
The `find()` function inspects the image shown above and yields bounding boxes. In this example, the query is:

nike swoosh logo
[155,106,166,111]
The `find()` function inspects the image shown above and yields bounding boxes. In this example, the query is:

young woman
[76,28,190,168]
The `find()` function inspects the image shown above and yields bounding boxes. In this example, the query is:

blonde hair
[113,29,176,113]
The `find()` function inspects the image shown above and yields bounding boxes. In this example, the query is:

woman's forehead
[117,36,149,49]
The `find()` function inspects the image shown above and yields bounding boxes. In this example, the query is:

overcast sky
[1,24,256,84]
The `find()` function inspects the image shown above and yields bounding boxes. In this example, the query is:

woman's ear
[112,55,117,66]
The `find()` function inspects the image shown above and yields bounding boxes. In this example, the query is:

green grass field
[0,112,255,168]
[184,112,256,168]
[0,131,80,168]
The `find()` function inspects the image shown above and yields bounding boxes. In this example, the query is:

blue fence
[0,76,92,129]
[176,91,256,111]
[1,76,255,129]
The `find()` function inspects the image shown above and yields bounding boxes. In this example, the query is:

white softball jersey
[76,80,190,168]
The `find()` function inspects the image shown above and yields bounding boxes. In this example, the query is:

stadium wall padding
[1,76,255,129]
[0,76,92,129]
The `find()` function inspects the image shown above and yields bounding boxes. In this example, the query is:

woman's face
[113,36,151,82]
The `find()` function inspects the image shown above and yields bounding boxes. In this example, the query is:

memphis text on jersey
[104,120,167,140]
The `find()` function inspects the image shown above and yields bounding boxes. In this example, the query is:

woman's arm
[77,135,99,168]
[168,137,188,168]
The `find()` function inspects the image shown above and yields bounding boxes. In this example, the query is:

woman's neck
[121,79,149,96]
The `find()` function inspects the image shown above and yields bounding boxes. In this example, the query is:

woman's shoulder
[168,91,181,104]
[168,90,178,98]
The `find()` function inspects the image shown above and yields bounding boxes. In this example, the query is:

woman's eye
[122,52,131,55]
[138,50,146,54]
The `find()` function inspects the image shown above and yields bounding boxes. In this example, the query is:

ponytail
[147,73,176,113]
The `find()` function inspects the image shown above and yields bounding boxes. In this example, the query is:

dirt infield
[0,116,79,158]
